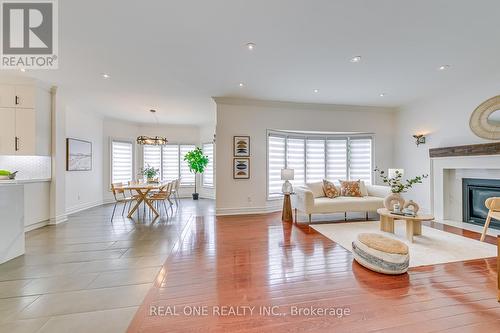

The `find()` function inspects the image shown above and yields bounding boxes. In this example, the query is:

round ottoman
[352,233,409,275]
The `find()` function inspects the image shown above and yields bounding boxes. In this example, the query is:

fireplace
[462,178,500,229]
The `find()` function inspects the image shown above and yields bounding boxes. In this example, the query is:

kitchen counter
[0,184,24,264]
[0,178,51,185]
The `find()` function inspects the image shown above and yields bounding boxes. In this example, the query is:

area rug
[311,221,497,267]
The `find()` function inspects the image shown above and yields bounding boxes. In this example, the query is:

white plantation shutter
[143,145,162,178]
[349,138,373,184]
[267,131,373,199]
[268,135,286,197]
[202,143,214,187]
[306,139,325,183]
[180,144,196,185]
[111,141,133,184]
[162,145,179,181]
[286,138,305,187]
[326,139,347,183]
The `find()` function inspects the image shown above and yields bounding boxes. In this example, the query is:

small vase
[147,177,154,183]
[404,200,420,214]
[384,193,405,211]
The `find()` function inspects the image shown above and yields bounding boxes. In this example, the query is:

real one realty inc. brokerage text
[149,305,351,318]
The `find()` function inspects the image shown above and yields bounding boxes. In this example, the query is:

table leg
[414,221,422,236]
[128,189,145,218]
[406,219,414,243]
[282,194,293,222]
[381,216,395,233]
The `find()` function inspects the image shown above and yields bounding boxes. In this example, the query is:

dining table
[122,182,167,219]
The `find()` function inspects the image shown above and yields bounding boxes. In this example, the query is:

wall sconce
[413,134,426,146]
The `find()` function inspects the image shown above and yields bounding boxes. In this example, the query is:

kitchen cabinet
[0,84,49,156]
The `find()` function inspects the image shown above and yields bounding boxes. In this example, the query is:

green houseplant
[143,165,159,183]
[183,147,209,200]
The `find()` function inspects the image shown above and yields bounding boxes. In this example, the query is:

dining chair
[110,183,136,221]
[481,197,500,241]
[150,182,174,216]
[171,178,180,206]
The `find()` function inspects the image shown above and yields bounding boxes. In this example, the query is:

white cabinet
[0,107,36,155]
[0,85,35,109]
[15,108,36,155]
[0,108,16,154]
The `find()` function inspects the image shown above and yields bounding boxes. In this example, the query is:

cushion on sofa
[322,179,339,198]
[359,180,369,196]
[339,180,362,197]
[306,181,325,198]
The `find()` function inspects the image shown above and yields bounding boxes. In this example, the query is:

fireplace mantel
[429,142,500,158]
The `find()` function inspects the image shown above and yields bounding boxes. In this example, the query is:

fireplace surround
[462,178,500,229]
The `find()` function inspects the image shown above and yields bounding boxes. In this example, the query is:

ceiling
[5,0,500,125]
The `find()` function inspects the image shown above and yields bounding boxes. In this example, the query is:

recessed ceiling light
[245,42,256,50]
[313,89,319,93]
[350,56,362,63]
[379,93,386,97]
[438,65,450,71]
[19,68,26,72]
[101,73,111,79]
[239,82,244,87]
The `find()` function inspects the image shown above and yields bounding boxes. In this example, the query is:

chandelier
[136,109,168,146]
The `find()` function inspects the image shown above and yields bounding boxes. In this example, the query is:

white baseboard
[216,204,281,216]
[49,214,68,225]
[25,219,49,232]
[65,200,103,216]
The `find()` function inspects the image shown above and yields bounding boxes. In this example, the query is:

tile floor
[0,198,215,333]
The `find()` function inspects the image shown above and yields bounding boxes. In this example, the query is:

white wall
[215,98,397,215]
[65,108,104,214]
[199,122,216,199]
[394,82,500,213]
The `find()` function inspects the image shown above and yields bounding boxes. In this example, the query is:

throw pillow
[359,180,369,196]
[339,180,362,197]
[306,181,325,198]
[323,179,339,198]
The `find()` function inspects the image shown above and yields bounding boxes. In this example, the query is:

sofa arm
[366,185,391,198]
[292,186,315,214]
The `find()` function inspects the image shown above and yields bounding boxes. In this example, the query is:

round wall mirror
[470,95,500,139]
[487,109,500,125]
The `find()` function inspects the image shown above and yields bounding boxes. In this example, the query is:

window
[111,140,133,184]
[142,143,197,186]
[202,143,214,187]
[267,131,373,198]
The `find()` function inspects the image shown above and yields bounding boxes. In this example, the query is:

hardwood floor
[127,212,500,333]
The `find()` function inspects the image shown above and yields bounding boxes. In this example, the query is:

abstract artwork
[233,158,250,179]
[66,138,92,171]
[233,136,250,157]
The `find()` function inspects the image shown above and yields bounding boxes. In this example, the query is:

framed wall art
[66,138,92,171]
[233,158,250,179]
[233,136,250,157]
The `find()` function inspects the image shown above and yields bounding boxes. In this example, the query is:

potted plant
[374,167,428,211]
[183,147,209,200]
[143,165,159,183]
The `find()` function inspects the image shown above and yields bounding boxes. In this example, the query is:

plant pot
[384,192,405,211]
[192,193,199,200]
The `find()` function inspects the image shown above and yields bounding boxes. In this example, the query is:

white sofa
[292,182,391,223]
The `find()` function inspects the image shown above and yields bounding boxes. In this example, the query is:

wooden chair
[149,182,174,216]
[481,197,500,241]
[110,183,136,221]
[171,178,180,206]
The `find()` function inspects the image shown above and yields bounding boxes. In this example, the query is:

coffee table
[377,208,434,243]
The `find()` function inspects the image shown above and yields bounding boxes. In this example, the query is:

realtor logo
[1,0,58,69]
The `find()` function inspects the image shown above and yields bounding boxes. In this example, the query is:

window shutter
[286,137,305,187]
[162,145,179,181]
[306,139,325,183]
[326,139,347,183]
[143,145,162,178]
[202,143,214,187]
[349,138,372,184]
[180,145,196,185]
[268,135,286,197]
[111,141,133,184]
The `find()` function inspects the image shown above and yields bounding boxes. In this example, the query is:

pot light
[438,65,450,71]
[101,73,111,79]
[245,42,256,50]
[313,89,319,93]
[350,56,362,63]
[239,82,244,87]
[379,93,386,97]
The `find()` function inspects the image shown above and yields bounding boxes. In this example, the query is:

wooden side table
[282,193,293,222]
[377,208,434,243]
